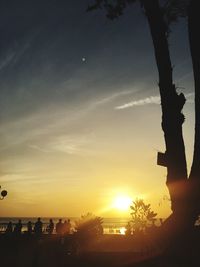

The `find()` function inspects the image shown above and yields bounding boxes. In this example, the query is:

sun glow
[113,195,132,211]
[120,227,127,235]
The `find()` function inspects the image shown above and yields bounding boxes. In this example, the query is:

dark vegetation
[74,213,103,242]
[126,199,157,234]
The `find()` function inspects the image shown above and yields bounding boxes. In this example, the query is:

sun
[113,196,132,211]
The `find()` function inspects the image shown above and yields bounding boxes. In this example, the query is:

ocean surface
[0,217,130,235]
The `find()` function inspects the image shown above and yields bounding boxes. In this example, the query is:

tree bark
[142,0,187,214]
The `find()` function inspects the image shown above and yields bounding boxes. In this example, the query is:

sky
[0,0,195,218]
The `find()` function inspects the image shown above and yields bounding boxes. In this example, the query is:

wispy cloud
[29,133,95,155]
[115,96,160,110]
[176,71,193,83]
[0,34,34,72]
[0,50,16,71]
[28,145,50,153]
[92,89,135,107]
[115,92,194,110]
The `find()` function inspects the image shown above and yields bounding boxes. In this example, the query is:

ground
[0,232,200,267]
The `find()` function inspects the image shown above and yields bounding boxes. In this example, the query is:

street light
[0,186,7,200]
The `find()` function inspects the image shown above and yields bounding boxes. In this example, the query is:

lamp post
[0,186,7,200]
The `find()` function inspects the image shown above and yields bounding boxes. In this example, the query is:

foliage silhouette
[75,213,103,241]
[127,199,157,234]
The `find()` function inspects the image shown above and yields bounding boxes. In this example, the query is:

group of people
[54,219,71,235]
[5,218,72,236]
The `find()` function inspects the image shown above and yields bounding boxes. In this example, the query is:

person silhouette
[63,220,68,234]
[14,219,22,235]
[34,217,43,237]
[5,221,13,234]
[66,219,71,235]
[56,219,63,235]
[47,219,54,234]
[27,221,32,234]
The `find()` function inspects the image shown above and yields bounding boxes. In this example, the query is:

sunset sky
[0,0,195,218]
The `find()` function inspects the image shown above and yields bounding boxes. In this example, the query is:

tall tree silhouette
[188,0,200,182]
[156,0,200,230]
[88,0,200,233]
[182,0,200,229]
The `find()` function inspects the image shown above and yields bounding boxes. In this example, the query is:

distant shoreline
[0,217,164,235]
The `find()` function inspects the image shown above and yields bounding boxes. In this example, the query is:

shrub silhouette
[75,213,103,241]
[127,199,157,234]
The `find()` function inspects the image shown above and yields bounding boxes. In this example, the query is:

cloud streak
[115,92,194,110]
[0,37,33,72]
[92,89,135,107]
[115,96,160,109]
[29,133,94,155]
[0,50,16,71]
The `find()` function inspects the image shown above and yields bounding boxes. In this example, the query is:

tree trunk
[183,0,200,223]
[189,0,200,181]
[142,0,187,215]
